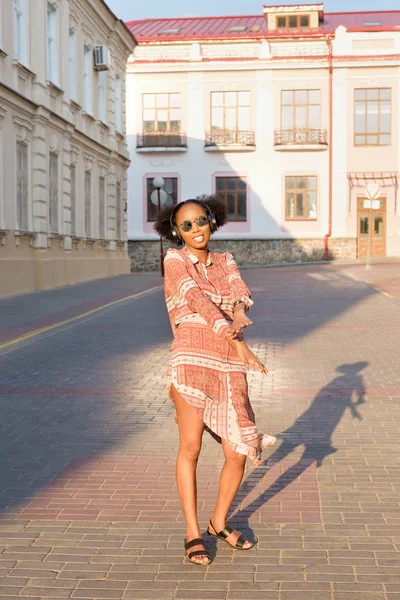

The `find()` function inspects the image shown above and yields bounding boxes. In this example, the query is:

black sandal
[207,518,254,550]
[184,537,212,565]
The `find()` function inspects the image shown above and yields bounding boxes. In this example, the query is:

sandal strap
[188,549,211,560]
[235,533,248,548]
[185,537,204,550]
[217,524,234,539]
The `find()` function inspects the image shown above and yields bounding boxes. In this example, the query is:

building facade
[0,0,136,297]
[126,4,400,270]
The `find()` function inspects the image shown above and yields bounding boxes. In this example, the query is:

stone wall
[128,238,357,272]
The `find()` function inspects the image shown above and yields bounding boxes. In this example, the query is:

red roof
[127,10,400,41]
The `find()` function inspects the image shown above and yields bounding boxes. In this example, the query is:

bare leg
[210,439,252,549]
[170,385,210,564]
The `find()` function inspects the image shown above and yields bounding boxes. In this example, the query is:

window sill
[13,60,36,77]
[47,80,64,95]
[70,99,82,111]
[354,144,391,148]
[99,120,109,130]
[0,48,7,58]
[275,143,328,152]
[285,218,318,222]
[204,144,256,153]
[83,111,96,122]
[15,229,35,237]
[136,146,187,153]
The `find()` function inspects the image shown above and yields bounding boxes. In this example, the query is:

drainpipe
[324,35,333,260]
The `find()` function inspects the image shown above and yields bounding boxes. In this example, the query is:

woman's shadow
[227,361,368,531]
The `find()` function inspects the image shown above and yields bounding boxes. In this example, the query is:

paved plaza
[0,261,400,599]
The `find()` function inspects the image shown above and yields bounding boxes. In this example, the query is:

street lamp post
[152,176,166,277]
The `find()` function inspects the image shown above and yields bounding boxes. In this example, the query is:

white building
[126,4,400,269]
[0,0,136,297]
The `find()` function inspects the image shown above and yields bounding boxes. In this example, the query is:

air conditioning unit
[93,45,110,71]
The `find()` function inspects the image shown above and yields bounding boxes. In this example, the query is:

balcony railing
[137,131,187,148]
[205,129,256,147]
[274,128,328,146]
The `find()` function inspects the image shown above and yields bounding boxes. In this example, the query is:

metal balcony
[205,129,256,148]
[274,128,328,149]
[136,131,187,149]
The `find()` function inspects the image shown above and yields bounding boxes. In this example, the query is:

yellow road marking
[0,285,162,351]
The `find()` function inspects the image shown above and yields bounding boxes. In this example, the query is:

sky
[105,0,400,22]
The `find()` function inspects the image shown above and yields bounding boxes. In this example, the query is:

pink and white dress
[164,246,275,465]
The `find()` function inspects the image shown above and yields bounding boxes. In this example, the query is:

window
[47,3,59,85]
[70,164,76,236]
[215,176,247,221]
[277,14,310,28]
[98,71,107,123]
[16,141,28,231]
[84,170,91,237]
[161,28,181,34]
[281,90,321,143]
[68,28,77,100]
[211,91,250,144]
[83,45,93,114]
[49,152,58,232]
[354,88,391,146]
[99,176,106,239]
[116,181,122,239]
[285,176,317,220]
[114,74,122,132]
[146,177,178,222]
[227,26,248,32]
[14,0,28,63]
[143,93,181,134]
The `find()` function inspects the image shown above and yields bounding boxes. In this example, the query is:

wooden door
[357,197,386,258]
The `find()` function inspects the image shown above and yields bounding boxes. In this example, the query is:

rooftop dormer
[264,4,324,31]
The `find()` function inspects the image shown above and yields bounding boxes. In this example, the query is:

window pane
[309,105,320,128]
[238,106,250,130]
[170,93,180,107]
[227,193,235,218]
[380,102,391,133]
[286,193,295,218]
[277,16,286,28]
[380,134,391,145]
[360,216,369,234]
[238,91,250,106]
[355,135,366,145]
[212,92,223,107]
[308,177,317,190]
[295,90,308,105]
[367,135,378,144]
[295,106,307,128]
[367,102,379,132]
[282,106,293,128]
[308,191,317,218]
[286,176,295,189]
[380,88,391,100]
[225,107,236,129]
[170,108,181,122]
[237,192,247,219]
[375,215,384,235]
[297,177,307,189]
[225,92,236,107]
[300,15,309,26]
[211,107,224,129]
[355,89,366,101]
[309,90,320,104]
[156,94,168,107]
[143,94,155,108]
[157,109,168,130]
[296,192,304,217]
[289,15,298,27]
[216,178,225,191]
[227,177,237,190]
[282,90,293,105]
[354,102,366,133]
[367,89,379,100]
[238,178,246,191]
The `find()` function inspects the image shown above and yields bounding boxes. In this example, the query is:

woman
[155,197,276,566]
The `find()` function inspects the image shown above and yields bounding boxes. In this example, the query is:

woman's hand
[228,338,268,375]
[231,304,253,337]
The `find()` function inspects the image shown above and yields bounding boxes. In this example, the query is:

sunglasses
[178,215,209,232]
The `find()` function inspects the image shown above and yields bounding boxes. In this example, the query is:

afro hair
[153,195,228,245]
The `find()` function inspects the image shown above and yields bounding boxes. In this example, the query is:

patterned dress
[164,246,275,466]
